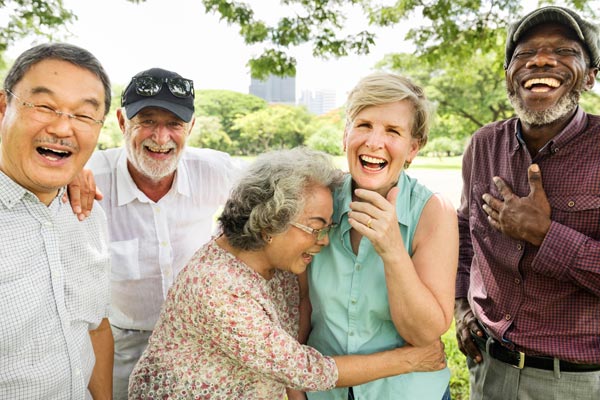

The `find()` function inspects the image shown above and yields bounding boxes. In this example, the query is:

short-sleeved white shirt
[0,171,111,400]
[87,147,241,330]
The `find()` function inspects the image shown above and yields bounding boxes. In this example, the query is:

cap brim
[124,99,194,122]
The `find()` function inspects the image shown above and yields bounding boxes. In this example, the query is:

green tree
[305,107,346,155]
[233,104,313,154]
[0,0,74,54]
[198,0,598,78]
[195,89,267,153]
[96,83,125,149]
[187,115,234,152]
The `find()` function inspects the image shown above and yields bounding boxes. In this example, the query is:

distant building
[249,75,296,105]
[299,89,338,115]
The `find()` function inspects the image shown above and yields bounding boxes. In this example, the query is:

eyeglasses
[290,221,336,241]
[125,76,194,101]
[6,90,104,131]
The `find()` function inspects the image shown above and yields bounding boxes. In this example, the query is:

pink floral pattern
[129,239,338,399]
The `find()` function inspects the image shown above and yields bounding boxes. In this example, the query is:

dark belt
[472,332,600,372]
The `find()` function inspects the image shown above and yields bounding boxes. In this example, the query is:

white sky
[3,0,410,106]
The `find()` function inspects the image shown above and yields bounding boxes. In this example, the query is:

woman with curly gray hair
[129,147,446,399]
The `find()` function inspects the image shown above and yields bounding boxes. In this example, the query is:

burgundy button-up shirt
[457,107,600,364]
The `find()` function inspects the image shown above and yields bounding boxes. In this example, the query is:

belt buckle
[512,351,525,369]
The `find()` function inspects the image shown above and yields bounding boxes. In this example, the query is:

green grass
[331,155,462,171]
[234,154,462,171]
[443,322,470,400]
[411,156,462,170]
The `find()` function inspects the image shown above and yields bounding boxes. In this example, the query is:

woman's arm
[349,189,458,346]
[206,281,445,392]
[332,340,446,387]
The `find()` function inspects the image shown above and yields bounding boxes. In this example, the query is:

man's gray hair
[219,147,344,250]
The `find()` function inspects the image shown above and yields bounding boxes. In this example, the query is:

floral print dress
[129,238,338,399]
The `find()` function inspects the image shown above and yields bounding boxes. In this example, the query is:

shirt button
[351,298,357,304]
[165,269,172,277]
[355,264,361,271]
[505,314,512,321]
[154,206,161,213]
[567,200,575,208]
[517,244,523,251]
[349,331,354,336]
[161,241,168,247]
[514,278,521,285]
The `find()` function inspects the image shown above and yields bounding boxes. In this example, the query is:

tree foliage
[197,0,598,78]
[233,104,312,153]
[0,0,75,54]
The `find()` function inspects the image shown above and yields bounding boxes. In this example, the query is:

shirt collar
[115,150,191,206]
[0,170,66,210]
[513,106,588,155]
[334,172,411,228]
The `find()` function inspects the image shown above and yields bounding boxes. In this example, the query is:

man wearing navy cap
[85,68,241,399]
[455,6,600,400]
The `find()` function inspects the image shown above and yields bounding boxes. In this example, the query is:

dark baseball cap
[504,6,600,69]
[121,68,195,122]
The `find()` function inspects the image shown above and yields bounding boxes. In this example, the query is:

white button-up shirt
[87,147,241,330]
[0,172,111,400]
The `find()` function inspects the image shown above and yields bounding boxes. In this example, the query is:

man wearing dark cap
[85,68,241,399]
[454,6,600,400]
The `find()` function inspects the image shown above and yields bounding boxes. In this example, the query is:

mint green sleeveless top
[307,172,450,400]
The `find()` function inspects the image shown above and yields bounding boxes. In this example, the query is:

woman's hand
[347,187,404,260]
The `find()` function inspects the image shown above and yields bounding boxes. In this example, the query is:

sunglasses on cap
[127,76,195,100]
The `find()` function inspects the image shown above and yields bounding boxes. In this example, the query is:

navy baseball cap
[121,68,195,122]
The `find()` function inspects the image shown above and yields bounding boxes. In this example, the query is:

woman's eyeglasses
[128,76,194,99]
[290,221,336,241]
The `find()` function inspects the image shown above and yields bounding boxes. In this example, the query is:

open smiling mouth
[523,77,561,93]
[37,146,72,161]
[360,155,387,171]
[145,145,174,155]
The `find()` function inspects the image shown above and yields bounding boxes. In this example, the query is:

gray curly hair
[219,147,344,250]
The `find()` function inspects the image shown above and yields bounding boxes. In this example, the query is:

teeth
[524,78,560,89]
[360,155,385,164]
[41,147,69,154]
[146,146,172,153]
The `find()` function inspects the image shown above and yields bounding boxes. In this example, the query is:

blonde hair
[345,72,433,149]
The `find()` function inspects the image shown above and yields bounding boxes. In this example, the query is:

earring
[265,235,272,244]
[404,160,412,169]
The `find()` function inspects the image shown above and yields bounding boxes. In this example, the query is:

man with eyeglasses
[0,43,113,399]
[81,67,241,399]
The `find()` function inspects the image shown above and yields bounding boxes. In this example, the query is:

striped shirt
[457,107,600,364]
[0,171,111,399]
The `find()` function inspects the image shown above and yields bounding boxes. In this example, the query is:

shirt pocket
[548,194,600,238]
[0,269,42,357]
[109,238,141,281]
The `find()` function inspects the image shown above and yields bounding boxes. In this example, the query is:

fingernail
[530,164,539,172]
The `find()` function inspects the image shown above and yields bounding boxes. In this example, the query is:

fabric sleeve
[532,221,600,296]
[203,284,338,391]
[456,138,475,298]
